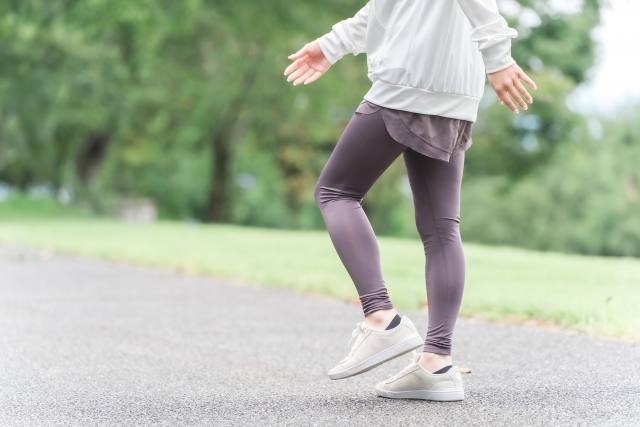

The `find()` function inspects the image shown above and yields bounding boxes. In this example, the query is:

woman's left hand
[487,63,537,114]
[284,40,331,86]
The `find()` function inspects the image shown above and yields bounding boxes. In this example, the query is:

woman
[284,0,536,401]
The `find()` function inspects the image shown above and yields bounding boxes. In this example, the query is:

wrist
[316,33,343,65]
[482,41,516,74]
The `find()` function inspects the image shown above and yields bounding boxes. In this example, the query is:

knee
[414,213,436,242]
[314,182,333,211]
[439,218,461,243]
[314,184,363,210]
[415,216,460,247]
[313,182,323,208]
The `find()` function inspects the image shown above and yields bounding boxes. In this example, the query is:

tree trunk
[204,63,261,223]
[73,132,112,212]
[205,128,233,222]
[75,133,111,185]
[204,91,249,223]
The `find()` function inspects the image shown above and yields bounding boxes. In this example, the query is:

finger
[288,46,308,61]
[284,56,309,76]
[293,68,315,86]
[514,79,533,104]
[519,71,537,90]
[500,91,519,114]
[304,71,323,85]
[287,64,310,83]
[493,85,505,104]
[507,85,528,110]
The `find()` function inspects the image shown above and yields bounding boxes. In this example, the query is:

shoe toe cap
[328,365,344,376]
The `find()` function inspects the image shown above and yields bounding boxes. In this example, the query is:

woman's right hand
[284,41,331,86]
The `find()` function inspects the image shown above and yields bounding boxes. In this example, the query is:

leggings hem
[423,343,452,356]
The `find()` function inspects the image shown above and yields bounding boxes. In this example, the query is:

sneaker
[375,352,464,401]
[328,316,423,380]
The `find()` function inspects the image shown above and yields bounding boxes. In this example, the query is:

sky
[565,0,640,116]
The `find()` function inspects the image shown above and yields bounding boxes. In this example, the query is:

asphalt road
[1,244,639,427]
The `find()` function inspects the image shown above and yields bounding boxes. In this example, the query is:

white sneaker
[375,352,464,401]
[328,316,423,380]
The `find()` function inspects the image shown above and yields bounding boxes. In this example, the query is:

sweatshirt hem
[364,80,481,122]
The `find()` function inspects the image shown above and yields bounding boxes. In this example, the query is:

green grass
[0,194,88,219]
[1,212,639,340]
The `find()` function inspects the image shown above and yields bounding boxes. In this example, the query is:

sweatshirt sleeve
[317,3,370,65]
[455,0,518,74]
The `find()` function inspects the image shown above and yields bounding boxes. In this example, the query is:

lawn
[1,211,639,340]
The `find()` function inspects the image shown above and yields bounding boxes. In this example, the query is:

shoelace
[340,322,370,363]
[386,351,419,382]
[347,322,369,346]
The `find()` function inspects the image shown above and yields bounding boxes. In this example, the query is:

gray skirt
[355,99,473,162]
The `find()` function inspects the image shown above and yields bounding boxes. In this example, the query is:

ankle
[364,308,398,330]
[418,352,452,373]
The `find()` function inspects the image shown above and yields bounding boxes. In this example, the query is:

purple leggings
[314,109,465,355]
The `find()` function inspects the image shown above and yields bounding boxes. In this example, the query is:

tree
[0,0,608,233]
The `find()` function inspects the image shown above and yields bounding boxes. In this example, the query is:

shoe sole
[328,334,423,380]
[375,386,465,401]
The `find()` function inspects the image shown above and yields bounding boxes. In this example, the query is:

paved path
[1,244,639,426]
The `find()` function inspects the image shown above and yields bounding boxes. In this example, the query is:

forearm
[456,0,518,73]
[317,2,370,64]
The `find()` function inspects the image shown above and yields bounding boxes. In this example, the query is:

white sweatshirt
[317,0,518,122]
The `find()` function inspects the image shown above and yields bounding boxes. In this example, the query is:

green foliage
[468,69,580,178]
[5,0,638,259]
[510,0,604,85]
[88,0,373,223]
[0,1,132,186]
[463,0,604,179]
[462,104,640,257]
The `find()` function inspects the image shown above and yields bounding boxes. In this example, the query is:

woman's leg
[314,110,407,327]
[403,149,466,371]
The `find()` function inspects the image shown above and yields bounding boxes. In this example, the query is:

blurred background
[1,0,639,257]
[3,3,640,421]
